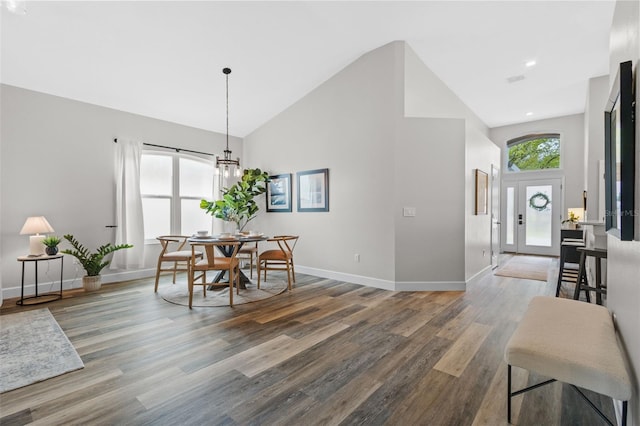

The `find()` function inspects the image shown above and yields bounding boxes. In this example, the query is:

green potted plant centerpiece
[201,168,270,232]
[61,234,133,291]
[42,235,62,256]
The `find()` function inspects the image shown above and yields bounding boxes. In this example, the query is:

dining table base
[208,269,252,290]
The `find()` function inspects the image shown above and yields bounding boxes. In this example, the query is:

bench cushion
[505,296,631,401]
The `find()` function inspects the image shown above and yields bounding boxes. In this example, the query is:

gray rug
[0,308,84,393]
[159,278,288,307]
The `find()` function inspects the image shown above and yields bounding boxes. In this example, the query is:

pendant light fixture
[215,67,242,178]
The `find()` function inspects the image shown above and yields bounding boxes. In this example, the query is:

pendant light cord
[223,67,231,157]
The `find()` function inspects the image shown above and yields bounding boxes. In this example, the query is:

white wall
[404,45,489,136]
[584,75,610,222]
[606,1,640,423]
[465,124,501,279]
[246,41,498,290]
[394,117,466,285]
[402,44,499,283]
[489,113,586,213]
[0,84,240,300]
[245,41,399,288]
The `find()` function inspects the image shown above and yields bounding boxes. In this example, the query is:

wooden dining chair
[257,235,299,291]
[154,235,203,292]
[188,241,240,308]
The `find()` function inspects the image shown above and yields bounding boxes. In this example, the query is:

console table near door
[16,254,64,305]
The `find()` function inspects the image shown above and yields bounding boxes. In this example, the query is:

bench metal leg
[570,385,623,426]
[622,401,627,425]
[508,364,512,424]
[507,366,626,426]
[507,364,557,423]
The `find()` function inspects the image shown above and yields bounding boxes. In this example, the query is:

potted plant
[61,234,133,291]
[201,168,270,232]
[562,211,579,229]
[42,235,62,255]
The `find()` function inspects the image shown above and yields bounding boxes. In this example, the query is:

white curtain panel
[111,138,144,269]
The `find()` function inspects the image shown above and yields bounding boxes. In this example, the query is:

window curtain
[111,138,144,269]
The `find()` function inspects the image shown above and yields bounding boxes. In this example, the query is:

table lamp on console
[20,216,54,256]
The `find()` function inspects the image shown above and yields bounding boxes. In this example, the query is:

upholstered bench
[505,296,631,425]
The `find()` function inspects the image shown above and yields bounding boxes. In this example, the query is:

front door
[503,178,561,256]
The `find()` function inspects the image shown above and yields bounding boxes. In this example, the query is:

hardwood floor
[0,259,615,425]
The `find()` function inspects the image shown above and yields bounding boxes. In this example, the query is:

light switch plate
[403,207,416,217]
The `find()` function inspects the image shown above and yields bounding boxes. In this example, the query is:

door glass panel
[525,185,552,247]
[506,187,515,245]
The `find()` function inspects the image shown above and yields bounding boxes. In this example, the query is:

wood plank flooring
[0,258,615,425]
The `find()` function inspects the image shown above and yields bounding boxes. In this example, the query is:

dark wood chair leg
[595,258,603,305]
[573,251,591,302]
[556,246,566,297]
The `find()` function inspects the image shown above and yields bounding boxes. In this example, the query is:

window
[507,134,560,172]
[140,152,215,241]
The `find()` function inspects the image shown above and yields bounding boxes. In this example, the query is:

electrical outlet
[482,250,486,257]
[354,253,360,262]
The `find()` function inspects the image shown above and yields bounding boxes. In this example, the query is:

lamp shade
[20,216,54,235]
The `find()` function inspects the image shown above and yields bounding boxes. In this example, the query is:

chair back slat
[157,235,189,255]
[270,235,299,255]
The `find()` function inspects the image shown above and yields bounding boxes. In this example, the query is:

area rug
[0,308,84,393]
[494,255,552,282]
[159,278,288,307]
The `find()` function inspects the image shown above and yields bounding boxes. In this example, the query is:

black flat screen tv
[604,60,636,241]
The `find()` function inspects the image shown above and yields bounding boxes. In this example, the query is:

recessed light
[525,60,537,67]
[526,112,533,116]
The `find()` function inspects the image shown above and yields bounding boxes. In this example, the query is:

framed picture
[297,168,329,212]
[266,173,292,212]
[475,169,488,215]
[605,60,635,241]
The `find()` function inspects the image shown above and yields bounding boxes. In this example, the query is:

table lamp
[20,216,54,256]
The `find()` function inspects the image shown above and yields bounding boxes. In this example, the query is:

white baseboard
[296,265,467,292]
[395,281,466,291]
[295,265,396,290]
[1,268,157,301]
[2,264,472,300]
[466,265,493,285]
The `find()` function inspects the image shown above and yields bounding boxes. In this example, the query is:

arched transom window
[507,133,560,172]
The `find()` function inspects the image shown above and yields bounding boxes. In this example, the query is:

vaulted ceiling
[1,1,615,137]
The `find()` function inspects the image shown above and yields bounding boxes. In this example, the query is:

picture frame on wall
[297,168,329,212]
[605,60,635,241]
[475,169,488,215]
[266,173,292,212]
